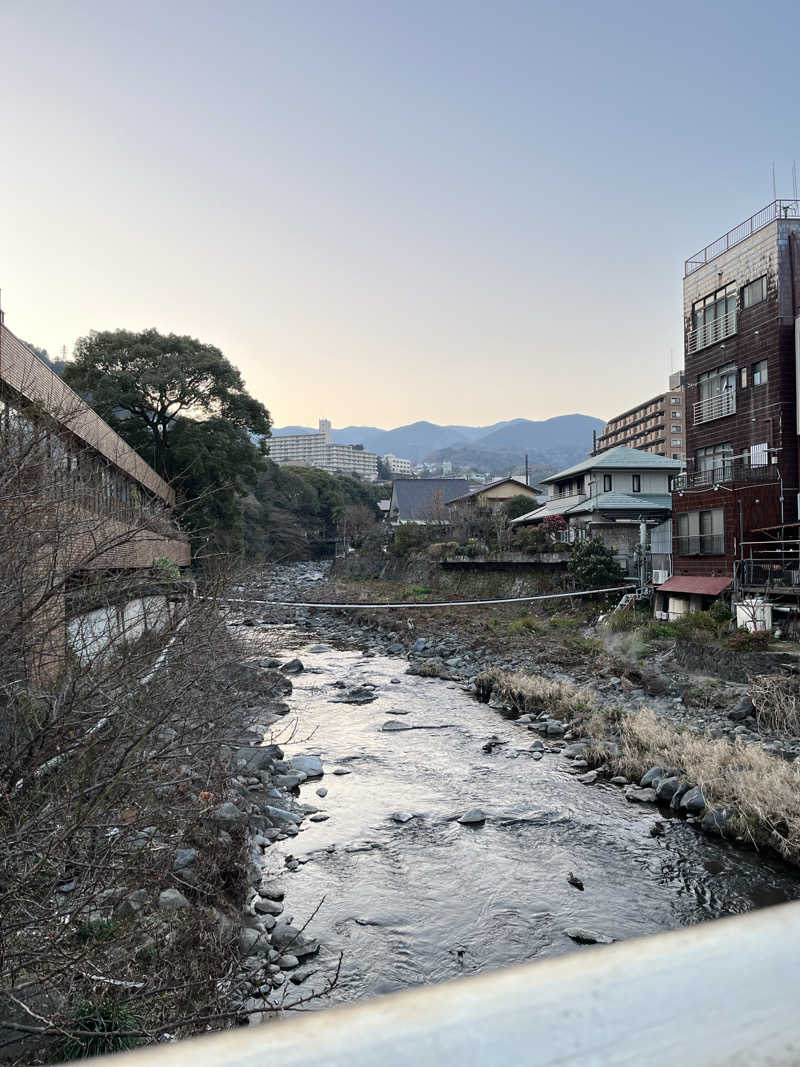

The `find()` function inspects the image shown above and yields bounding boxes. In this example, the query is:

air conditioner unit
[652,569,669,585]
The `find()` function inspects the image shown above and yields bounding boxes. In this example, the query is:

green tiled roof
[567,491,673,515]
[542,446,682,484]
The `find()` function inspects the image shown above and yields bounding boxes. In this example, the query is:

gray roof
[389,478,470,521]
[512,490,672,524]
[445,477,535,505]
[543,446,682,484]
[567,491,673,516]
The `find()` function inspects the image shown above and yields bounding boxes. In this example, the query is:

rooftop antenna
[772,162,777,201]
[793,160,798,202]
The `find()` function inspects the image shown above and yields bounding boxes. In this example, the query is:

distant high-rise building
[382,453,413,476]
[267,419,378,480]
[592,373,686,460]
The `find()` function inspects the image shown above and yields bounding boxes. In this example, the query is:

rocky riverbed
[223,563,800,1012]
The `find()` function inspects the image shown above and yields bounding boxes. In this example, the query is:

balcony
[693,388,736,425]
[673,459,777,490]
[674,534,726,556]
[686,307,737,355]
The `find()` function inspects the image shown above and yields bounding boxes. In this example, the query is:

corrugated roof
[658,576,731,595]
[389,478,470,521]
[542,446,683,484]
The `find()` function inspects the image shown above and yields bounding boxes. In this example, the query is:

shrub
[709,598,731,625]
[58,998,142,1060]
[389,524,431,557]
[568,537,624,588]
[728,629,772,651]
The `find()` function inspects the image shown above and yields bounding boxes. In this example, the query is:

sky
[2,0,799,430]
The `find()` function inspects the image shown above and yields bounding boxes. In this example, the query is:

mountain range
[271,414,605,475]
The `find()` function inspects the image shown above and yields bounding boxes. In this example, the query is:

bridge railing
[83,901,800,1067]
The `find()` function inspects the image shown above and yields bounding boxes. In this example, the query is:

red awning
[656,576,731,596]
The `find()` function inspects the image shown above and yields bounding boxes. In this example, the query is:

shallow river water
[260,636,800,1006]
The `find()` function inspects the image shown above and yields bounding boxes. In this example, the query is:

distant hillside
[271,414,604,470]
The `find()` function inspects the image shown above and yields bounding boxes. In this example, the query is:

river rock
[728,696,756,721]
[308,645,330,653]
[386,708,410,715]
[289,964,319,984]
[610,776,627,786]
[158,888,191,910]
[212,801,248,824]
[116,888,150,917]
[381,721,412,731]
[332,768,352,775]
[239,928,270,956]
[563,742,589,758]
[655,776,680,801]
[310,813,329,822]
[330,687,378,705]
[291,755,324,777]
[458,808,487,825]
[264,804,303,824]
[260,885,284,902]
[271,921,320,958]
[254,898,283,916]
[640,765,664,788]
[564,928,615,945]
[578,770,599,785]
[316,787,328,797]
[172,847,199,872]
[274,773,305,788]
[390,812,414,823]
[701,806,734,836]
[670,782,691,810]
[281,658,305,675]
[624,786,657,804]
[279,954,300,969]
[680,786,707,815]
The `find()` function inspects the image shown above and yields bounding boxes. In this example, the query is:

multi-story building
[268,418,378,480]
[592,372,686,459]
[1,312,190,680]
[382,453,413,476]
[658,199,800,618]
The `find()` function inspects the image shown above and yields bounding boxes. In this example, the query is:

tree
[568,537,625,588]
[502,493,539,520]
[63,329,271,554]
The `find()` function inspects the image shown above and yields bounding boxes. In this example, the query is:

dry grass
[749,674,800,734]
[587,706,800,864]
[475,668,597,720]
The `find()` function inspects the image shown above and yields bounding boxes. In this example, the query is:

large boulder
[655,776,681,802]
[291,755,324,778]
[270,921,320,958]
[680,786,707,815]
[640,765,664,788]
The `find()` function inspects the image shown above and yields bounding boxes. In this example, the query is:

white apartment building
[268,419,379,481]
[382,453,413,476]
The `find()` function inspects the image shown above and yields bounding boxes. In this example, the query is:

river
[258,633,800,1006]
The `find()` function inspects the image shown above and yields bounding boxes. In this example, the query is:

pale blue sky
[2,0,798,427]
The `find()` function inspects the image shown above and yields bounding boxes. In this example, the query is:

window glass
[752,359,768,386]
[603,474,612,492]
[743,276,767,309]
[632,474,641,492]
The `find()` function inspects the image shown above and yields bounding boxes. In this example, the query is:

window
[698,363,736,402]
[671,424,681,433]
[632,474,641,493]
[743,276,767,309]
[603,475,612,492]
[671,438,682,447]
[695,442,733,483]
[671,397,681,405]
[676,508,724,555]
[753,359,768,386]
[750,442,768,467]
[671,453,680,460]
[691,282,737,350]
[740,367,747,388]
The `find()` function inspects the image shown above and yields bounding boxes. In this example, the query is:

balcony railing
[686,307,737,355]
[674,534,726,556]
[685,198,800,275]
[673,460,777,490]
[693,388,736,425]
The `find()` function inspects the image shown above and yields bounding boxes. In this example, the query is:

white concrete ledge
[85,901,800,1067]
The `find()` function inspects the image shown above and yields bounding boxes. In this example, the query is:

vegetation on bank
[476,667,800,867]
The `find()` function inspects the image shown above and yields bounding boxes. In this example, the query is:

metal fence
[685,199,800,275]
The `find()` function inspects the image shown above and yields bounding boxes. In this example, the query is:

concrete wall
[66,594,177,666]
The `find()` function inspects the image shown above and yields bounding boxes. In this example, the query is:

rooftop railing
[673,459,777,490]
[685,199,800,276]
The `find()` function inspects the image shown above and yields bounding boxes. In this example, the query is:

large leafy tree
[63,328,271,554]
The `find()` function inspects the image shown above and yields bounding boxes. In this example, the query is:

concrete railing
[84,901,800,1067]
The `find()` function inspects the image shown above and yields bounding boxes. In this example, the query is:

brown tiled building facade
[592,372,686,460]
[670,202,800,587]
